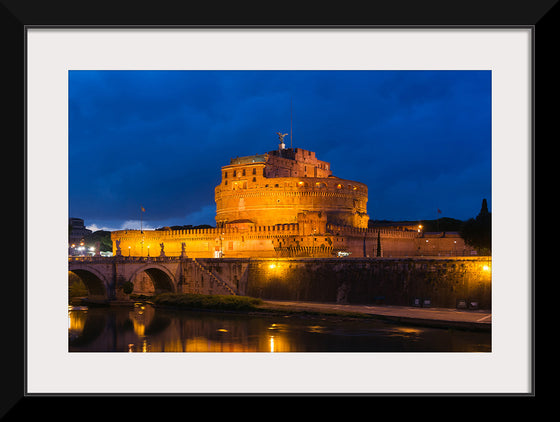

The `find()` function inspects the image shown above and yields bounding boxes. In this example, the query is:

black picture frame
[6,0,550,415]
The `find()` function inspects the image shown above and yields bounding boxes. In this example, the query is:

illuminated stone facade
[111,145,474,258]
[215,147,368,229]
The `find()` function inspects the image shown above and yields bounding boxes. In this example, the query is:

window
[224,171,228,179]
[242,169,246,176]
[252,177,256,182]
[233,170,237,177]
[252,167,256,175]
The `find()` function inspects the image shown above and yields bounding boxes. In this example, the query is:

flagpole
[290,97,293,149]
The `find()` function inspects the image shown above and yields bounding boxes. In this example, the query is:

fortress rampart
[111,221,472,259]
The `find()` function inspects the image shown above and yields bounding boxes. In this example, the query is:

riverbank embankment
[256,300,491,332]
[76,293,491,332]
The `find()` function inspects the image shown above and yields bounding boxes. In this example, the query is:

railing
[191,258,237,295]
[327,224,419,239]
[69,255,187,263]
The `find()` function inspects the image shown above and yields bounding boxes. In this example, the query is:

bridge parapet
[69,256,186,263]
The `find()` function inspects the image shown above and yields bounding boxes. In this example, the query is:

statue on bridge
[115,239,122,256]
[159,242,166,257]
[180,242,186,258]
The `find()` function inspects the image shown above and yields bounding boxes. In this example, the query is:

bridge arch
[128,264,176,294]
[68,266,109,299]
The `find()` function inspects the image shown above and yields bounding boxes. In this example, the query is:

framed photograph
[10,0,548,412]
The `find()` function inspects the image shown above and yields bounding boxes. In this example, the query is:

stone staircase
[191,258,237,295]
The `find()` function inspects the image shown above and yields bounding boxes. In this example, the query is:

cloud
[86,220,157,232]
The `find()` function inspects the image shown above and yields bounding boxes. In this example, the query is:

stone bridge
[68,256,245,300]
[69,256,491,309]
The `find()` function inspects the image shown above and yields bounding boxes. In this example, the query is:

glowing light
[269,336,275,352]
[269,264,276,269]
[482,265,490,272]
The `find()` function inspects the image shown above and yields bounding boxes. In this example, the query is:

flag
[141,207,145,212]
[437,209,442,214]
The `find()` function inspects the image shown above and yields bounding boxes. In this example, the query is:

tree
[83,230,112,252]
[460,199,491,255]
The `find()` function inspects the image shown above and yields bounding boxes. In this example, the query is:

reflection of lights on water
[269,336,275,352]
[217,328,228,332]
[68,307,87,333]
[128,340,149,352]
[393,327,422,336]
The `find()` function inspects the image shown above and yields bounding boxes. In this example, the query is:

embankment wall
[240,257,491,309]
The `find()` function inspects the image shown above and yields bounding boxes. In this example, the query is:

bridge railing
[68,256,186,263]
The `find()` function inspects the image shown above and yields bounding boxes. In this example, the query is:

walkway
[258,300,491,331]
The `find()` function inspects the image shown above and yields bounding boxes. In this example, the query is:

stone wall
[243,257,491,309]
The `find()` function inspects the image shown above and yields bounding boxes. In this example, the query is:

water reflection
[68,304,491,353]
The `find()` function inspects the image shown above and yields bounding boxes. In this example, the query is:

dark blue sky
[69,70,491,231]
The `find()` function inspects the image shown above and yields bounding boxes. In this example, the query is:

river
[68,303,491,352]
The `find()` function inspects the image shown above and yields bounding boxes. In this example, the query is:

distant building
[69,218,92,246]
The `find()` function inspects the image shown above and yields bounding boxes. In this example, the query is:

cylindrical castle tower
[215,146,369,228]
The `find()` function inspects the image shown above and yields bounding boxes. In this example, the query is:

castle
[111,140,473,258]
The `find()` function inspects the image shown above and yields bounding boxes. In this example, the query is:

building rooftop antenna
[290,97,293,149]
